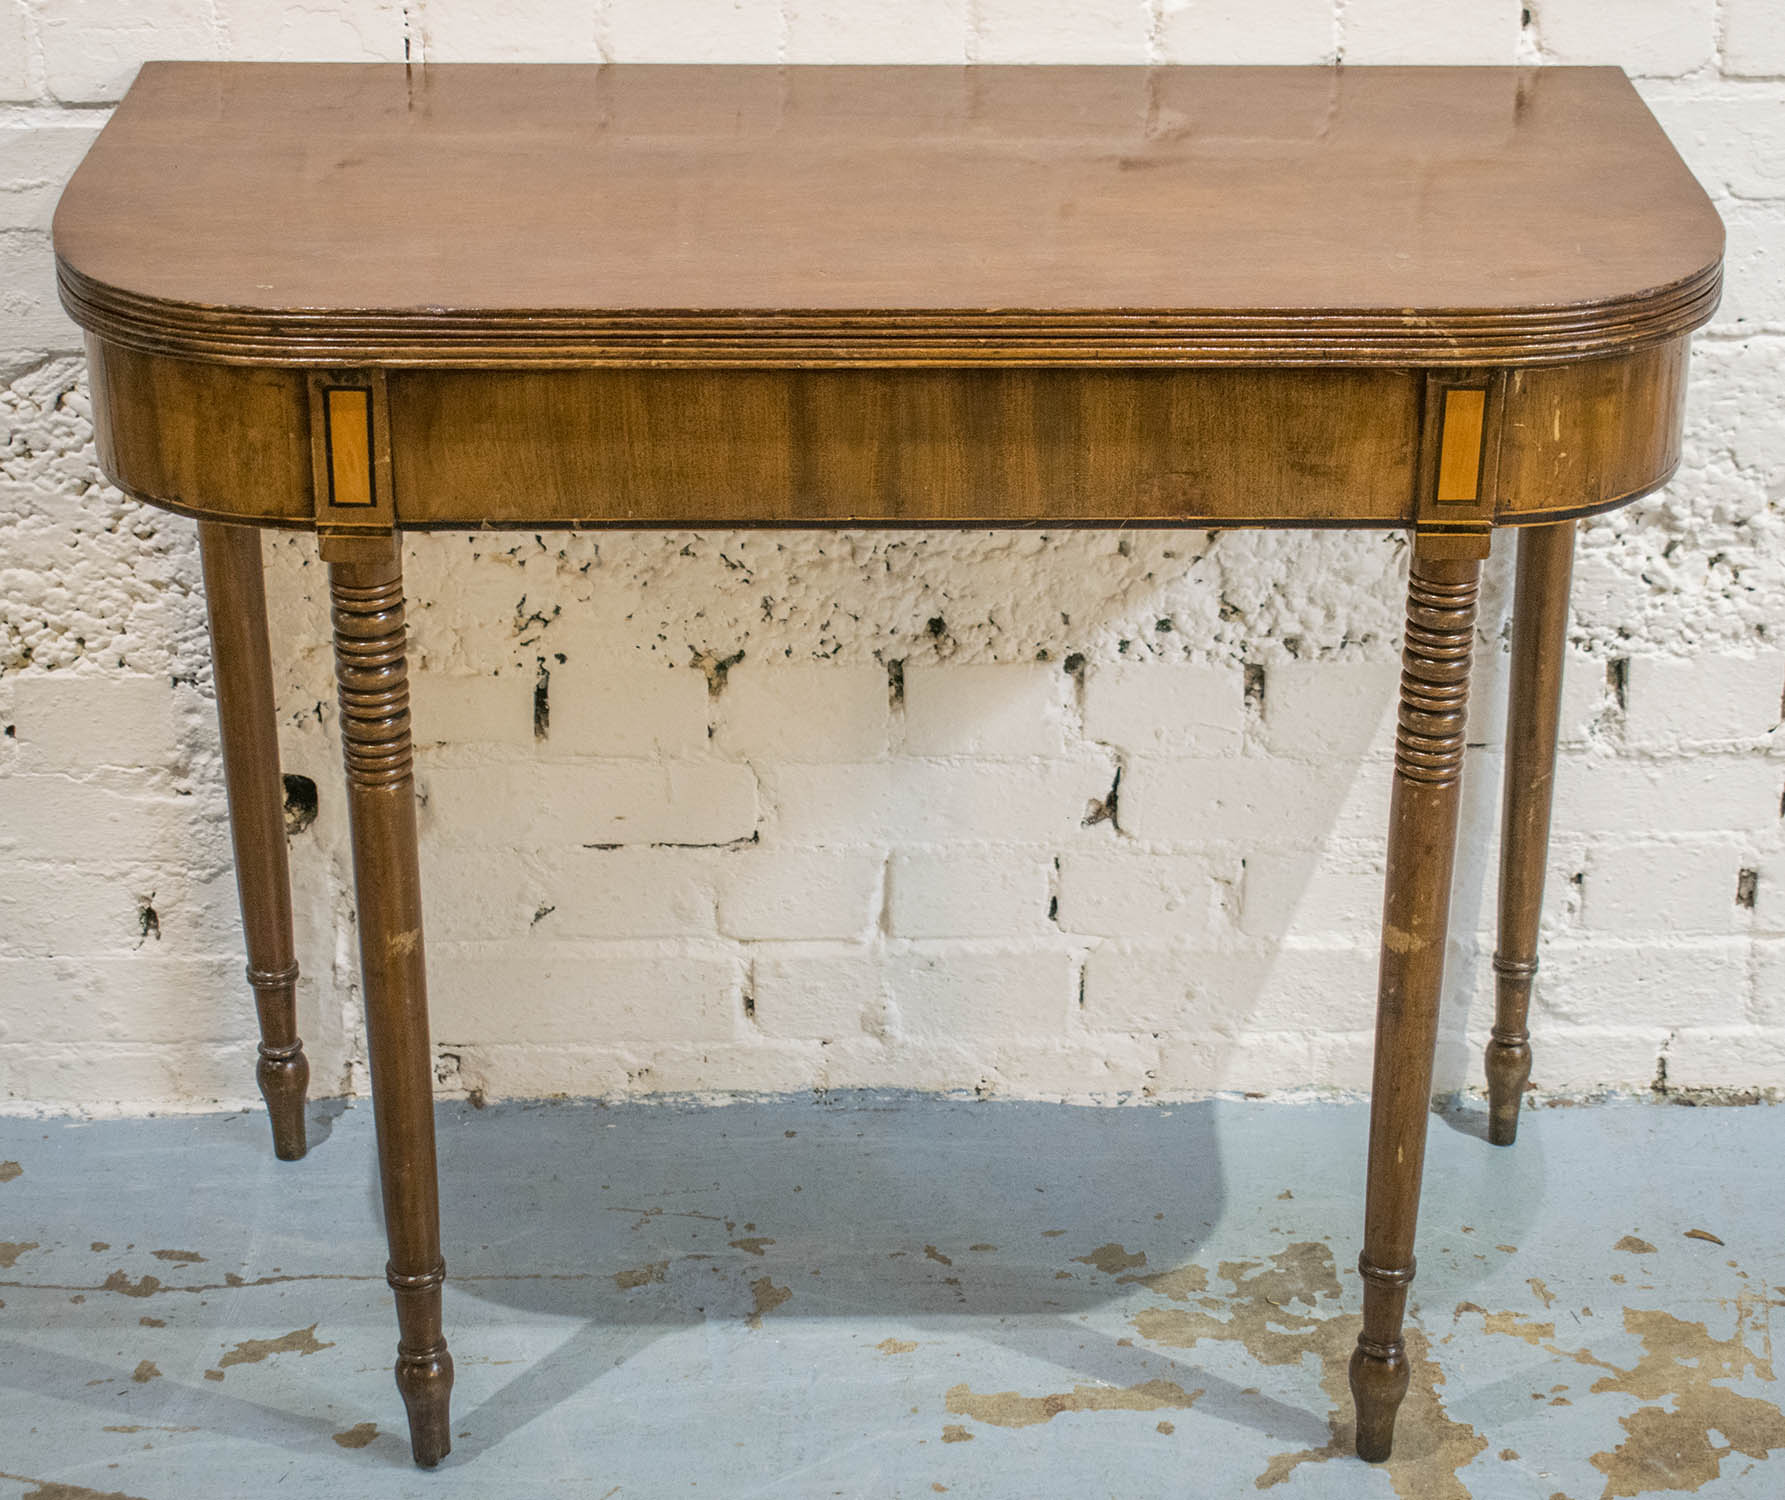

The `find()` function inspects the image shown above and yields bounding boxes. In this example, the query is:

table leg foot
[392,1262,454,1466]
[1488,520,1575,1147]
[329,538,453,1469]
[1351,546,1482,1464]
[254,1024,310,1162]
[1349,1313,1411,1462]
[199,521,309,1161]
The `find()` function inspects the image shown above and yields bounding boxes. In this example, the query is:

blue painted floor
[1,1095,1781,1499]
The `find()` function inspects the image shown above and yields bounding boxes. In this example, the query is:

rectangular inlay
[324,387,375,508]
[1435,387,1487,503]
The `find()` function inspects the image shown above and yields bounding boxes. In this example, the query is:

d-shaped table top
[55,62,1722,368]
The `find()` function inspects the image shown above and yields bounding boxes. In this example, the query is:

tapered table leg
[328,538,453,1467]
[1350,544,1482,1463]
[198,522,309,1161]
[1487,521,1575,1146]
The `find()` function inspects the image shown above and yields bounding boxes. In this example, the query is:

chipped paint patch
[149,1250,204,1264]
[130,1360,159,1383]
[729,1237,774,1257]
[0,1241,38,1269]
[940,1425,973,1443]
[1117,1264,1208,1300]
[1072,1243,1147,1274]
[0,1162,21,1183]
[1589,1304,1785,1496]
[332,1422,379,1449]
[923,1245,952,1266]
[216,1324,334,1369]
[877,1338,917,1355]
[945,1378,1201,1430]
[99,1272,161,1298]
[746,1277,790,1329]
[0,1475,148,1500]
[1615,1236,1659,1255]
[1131,1242,1484,1499]
[612,1261,668,1290]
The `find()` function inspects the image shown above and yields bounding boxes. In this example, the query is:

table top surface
[54,63,1722,368]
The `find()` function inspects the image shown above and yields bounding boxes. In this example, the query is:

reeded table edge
[57,257,1722,370]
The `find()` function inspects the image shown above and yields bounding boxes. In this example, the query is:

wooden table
[52,62,1722,1470]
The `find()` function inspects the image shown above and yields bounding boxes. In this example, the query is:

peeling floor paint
[0,1098,1782,1499]
[944,1378,1202,1429]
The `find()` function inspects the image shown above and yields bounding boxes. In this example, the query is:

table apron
[87,337,1688,532]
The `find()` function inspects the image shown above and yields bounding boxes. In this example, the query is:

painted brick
[0,859,239,958]
[416,0,595,61]
[1713,200,1785,331]
[1534,940,1750,1029]
[1638,93,1785,202]
[902,664,1067,757]
[1750,939,1785,1025]
[1054,851,1217,939]
[1153,1031,1318,1094]
[1537,0,1715,77]
[1551,756,1781,837]
[717,849,881,940]
[1081,663,1244,755]
[0,955,254,1044]
[1582,841,1753,934]
[715,664,889,762]
[1238,848,1384,941]
[421,845,717,942]
[783,0,969,62]
[886,850,1051,938]
[38,0,216,103]
[221,0,406,59]
[1342,0,1520,64]
[429,943,743,1044]
[0,777,228,871]
[1120,756,1387,846]
[761,758,1113,845]
[1559,652,1614,746]
[0,120,103,232]
[0,228,78,352]
[1258,660,1400,760]
[1521,1027,1673,1091]
[1754,856,1785,936]
[1157,0,1333,65]
[418,761,758,846]
[1624,653,1785,748]
[1722,0,1785,76]
[0,0,30,101]
[10,672,180,770]
[411,672,535,747]
[0,1039,265,1107]
[886,945,1076,1040]
[988,1035,1158,1098]
[1084,942,1378,1033]
[1659,1028,1785,1090]
[600,0,783,61]
[749,946,886,1040]
[619,1040,828,1095]
[972,0,1152,63]
[547,662,709,758]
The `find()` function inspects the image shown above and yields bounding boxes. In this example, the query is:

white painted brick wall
[2,1,1783,1115]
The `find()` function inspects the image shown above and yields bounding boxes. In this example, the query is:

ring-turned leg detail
[329,540,453,1467]
[1487,521,1575,1146]
[198,521,309,1161]
[1350,546,1482,1463]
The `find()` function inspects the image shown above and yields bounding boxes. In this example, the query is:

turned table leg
[1350,544,1482,1462]
[1487,521,1575,1146]
[329,538,453,1467]
[197,521,309,1161]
